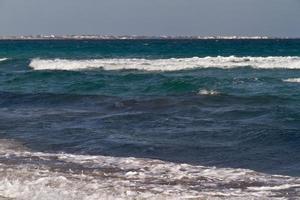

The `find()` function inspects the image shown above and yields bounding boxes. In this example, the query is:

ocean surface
[0,39,300,199]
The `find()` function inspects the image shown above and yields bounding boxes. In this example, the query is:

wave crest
[198,89,220,96]
[29,56,300,71]
[0,58,7,62]
[283,78,300,83]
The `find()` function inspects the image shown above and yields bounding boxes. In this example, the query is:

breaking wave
[283,78,300,83]
[0,58,7,62]
[198,89,220,96]
[29,56,300,71]
[1,139,300,199]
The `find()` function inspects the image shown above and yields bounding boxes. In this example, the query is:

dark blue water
[1,39,300,176]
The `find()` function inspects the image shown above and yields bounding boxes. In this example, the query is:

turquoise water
[1,39,300,199]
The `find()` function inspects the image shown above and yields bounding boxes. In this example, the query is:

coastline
[0,35,298,41]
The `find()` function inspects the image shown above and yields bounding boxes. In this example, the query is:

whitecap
[283,78,300,83]
[0,58,7,62]
[29,56,300,71]
[198,89,220,96]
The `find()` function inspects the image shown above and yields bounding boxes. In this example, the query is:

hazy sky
[1,0,300,37]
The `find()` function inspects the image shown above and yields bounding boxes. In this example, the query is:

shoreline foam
[0,139,300,199]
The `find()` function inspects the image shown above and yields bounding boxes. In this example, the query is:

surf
[29,56,300,71]
[1,139,300,200]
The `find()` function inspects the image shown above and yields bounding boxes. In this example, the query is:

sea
[0,39,300,199]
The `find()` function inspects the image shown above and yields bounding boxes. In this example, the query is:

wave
[0,58,7,62]
[29,56,300,71]
[283,78,300,83]
[198,89,220,96]
[0,139,300,199]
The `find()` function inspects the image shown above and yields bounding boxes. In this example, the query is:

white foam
[198,89,220,96]
[0,139,300,199]
[248,184,300,191]
[0,58,7,62]
[283,78,300,83]
[29,56,300,71]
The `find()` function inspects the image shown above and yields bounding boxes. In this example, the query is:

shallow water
[1,139,300,199]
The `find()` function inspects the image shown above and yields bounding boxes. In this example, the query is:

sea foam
[0,58,7,62]
[29,56,300,71]
[198,89,220,96]
[283,78,300,83]
[0,139,300,199]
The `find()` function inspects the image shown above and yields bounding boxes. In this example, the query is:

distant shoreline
[0,35,299,40]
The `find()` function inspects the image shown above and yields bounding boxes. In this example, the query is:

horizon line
[1,35,300,40]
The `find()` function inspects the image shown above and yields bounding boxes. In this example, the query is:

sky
[0,0,300,37]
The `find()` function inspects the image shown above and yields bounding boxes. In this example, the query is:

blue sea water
[0,39,300,199]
